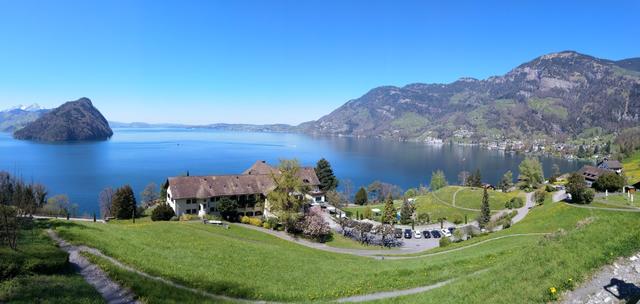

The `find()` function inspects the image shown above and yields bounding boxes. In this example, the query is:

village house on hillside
[165,160,324,218]
[596,159,623,174]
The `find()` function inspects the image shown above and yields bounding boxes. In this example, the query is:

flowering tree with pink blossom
[302,206,332,242]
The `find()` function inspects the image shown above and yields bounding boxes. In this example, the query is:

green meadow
[50,195,640,303]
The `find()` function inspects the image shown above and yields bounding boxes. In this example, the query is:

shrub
[439,237,451,247]
[150,203,175,221]
[505,197,524,209]
[545,184,555,192]
[240,216,251,224]
[593,172,626,192]
[248,217,262,227]
[179,214,195,221]
[265,217,279,230]
[534,189,547,205]
[451,214,463,225]
[262,222,271,229]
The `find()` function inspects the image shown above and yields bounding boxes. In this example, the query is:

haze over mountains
[1,51,639,142]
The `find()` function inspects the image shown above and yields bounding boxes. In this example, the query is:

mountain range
[298,51,640,142]
[1,51,638,143]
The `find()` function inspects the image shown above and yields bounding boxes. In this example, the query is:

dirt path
[431,188,479,212]
[562,252,640,304]
[47,229,139,304]
[48,229,268,304]
[49,229,500,304]
[563,203,640,212]
[335,268,490,302]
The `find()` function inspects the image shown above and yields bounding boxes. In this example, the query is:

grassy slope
[414,194,477,223]
[53,220,520,302]
[0,223,103,304]
[623,150,640,183]
[52,197,640,303]
[370,201,640,303]
[454,188,523,210]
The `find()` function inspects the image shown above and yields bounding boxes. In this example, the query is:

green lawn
[52,219,516,302]
[593,193,639,208]
[623,150,640,183]
[343,201,402,220]
[455,188,523,210]
[0,221,103,304]
[369,200,640,303]
[50,196,640,303]
[414,194,477,224]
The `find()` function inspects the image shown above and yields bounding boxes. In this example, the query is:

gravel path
[47,229,139,304]
[562,253,640,304]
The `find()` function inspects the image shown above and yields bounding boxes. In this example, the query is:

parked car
[394,228,403,238]
[441,228,452,237]
[431,230,441,238]
[447,227,456,234]
[404,229,412,239]
[422,230,431,238]
[413,230,422,239]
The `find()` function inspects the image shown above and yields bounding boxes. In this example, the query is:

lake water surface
[0,128,587,214]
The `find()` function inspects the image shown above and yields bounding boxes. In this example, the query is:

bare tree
[99,187,115,219]
[32,183,48,210]
[458,171,470,186]
[341,179,354,202]
[141,182,159,207]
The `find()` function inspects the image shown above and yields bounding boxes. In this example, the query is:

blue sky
[0,0,638,125]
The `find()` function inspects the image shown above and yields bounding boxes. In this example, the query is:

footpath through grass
[0,221,103,304]
[51,196,640,303]
[369,201,640,303]
[53,219,518,302]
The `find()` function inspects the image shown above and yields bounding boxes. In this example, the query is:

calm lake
[1,128,586,214]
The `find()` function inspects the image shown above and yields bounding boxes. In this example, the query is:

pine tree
[111,185,137,219]
[479,187,491,228]
[399,200,414,225]
[382,194,395,224]
[315,158,339,191]
[354,187,368,205]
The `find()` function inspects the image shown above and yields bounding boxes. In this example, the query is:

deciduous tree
[267,159,308,232]
[593,172,626,192]
[99,187,114,219]
[518,157,544,188]
[499,171,513,192]
[566,173,594,204]
[429,170,448,191]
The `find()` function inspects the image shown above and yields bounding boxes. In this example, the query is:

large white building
[165,160,325,218]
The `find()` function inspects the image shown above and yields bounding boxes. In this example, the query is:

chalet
[165,160,324,218]
[577,165,611,187]
[596,159,623,174]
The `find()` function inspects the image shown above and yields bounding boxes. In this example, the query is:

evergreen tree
[577,145,587,158]
[478,187,491,228]
[111,185,137,219]
[468,168,482,187]
[354,187,368,206]
[429,170,448,191]
[593,145,600,155]
[399,200,414,225]
[382,194,395,224]
[314,158,339,191]
[605,141,611,154]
